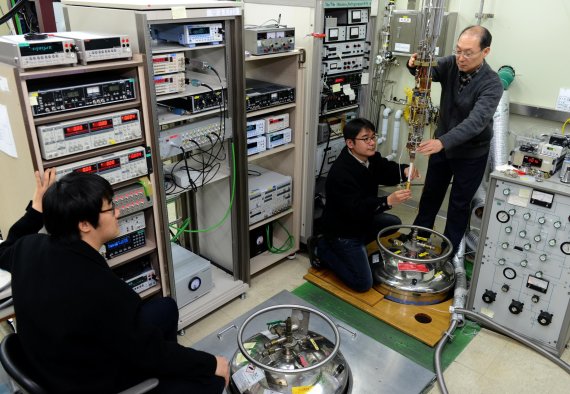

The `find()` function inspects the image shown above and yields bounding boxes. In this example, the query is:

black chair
[0,333,158,394]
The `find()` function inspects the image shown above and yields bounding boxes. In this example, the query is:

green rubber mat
[292,282,480,372]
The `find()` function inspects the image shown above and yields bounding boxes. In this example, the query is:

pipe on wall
[386,109,403,160]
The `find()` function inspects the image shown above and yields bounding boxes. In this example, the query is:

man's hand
[387,189,412,207]
[404,166,421,181]
[408,53,418,68]
[416,139,444,156]
[215,355,230,387]
[32,168,56,213]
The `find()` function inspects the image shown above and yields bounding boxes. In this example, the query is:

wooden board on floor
[304,267,452,347]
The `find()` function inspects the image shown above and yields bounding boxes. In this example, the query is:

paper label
[232,363,265,393]
[394,43,411,52]
[398,17,412,23]
[397,262,429,273]
[332,83,341,93]
[556,87,570,111]
[171,6,186,19]
[361,72,369,85]
[0,76,9,92]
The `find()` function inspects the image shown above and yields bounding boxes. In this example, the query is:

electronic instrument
[246,119,265,138]
[0,34,77,69]
[171,243,213,307]
[266,128,292,149]
[154,72,186,95]
[158,117,225,159]
[264,113,289,133]
[322,56,365,75]
[104,229,146,258]
[247,136,267,156]
[55,146,149,185]
[154,23,224,47]
[37,109,142,160]
[152,52,185,74]
[53,32,131,65]
[29,77,136,116]
[113,181,153,218]
[114,258,157,294]
[248,165,292,224]
[245,79,295,112]
[244,26,295,55]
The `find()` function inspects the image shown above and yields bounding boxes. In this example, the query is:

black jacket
[0,205,217,393]
[322,147,407,239]
[408,56,503,159]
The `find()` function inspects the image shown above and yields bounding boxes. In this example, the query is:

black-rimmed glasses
[354,134,378,143]
[100,201,116,214]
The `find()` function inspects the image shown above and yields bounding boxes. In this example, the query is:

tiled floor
[179,199,570,394]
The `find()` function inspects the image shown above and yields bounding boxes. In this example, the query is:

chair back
[0,333,48,394]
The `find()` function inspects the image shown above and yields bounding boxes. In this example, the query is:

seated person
[0,170,229,394]
[308,118,419,292]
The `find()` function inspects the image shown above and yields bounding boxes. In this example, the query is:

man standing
[408,25,503,252]
[308,118,419,292]
[0,170,229,393]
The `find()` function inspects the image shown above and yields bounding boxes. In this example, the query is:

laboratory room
[0,0,569,393]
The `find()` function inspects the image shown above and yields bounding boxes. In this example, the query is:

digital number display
[270,134,284,142]
[523,155,542,167]
[19,42,64,56]
[121,113,138,122]
[334,77,345,83]
[107,236,129,248]
[90,119,113,132]
[154,78,166,84]
[98,159,121,172]
[247,141,257,149]
[74,164,97,174]
[128,151,144,161]
[246,124,256,132]
[84,37,121,51]
[64,123,89,138]
[108,85,120,92]
[189,27,210,36]
[153,57,167,63]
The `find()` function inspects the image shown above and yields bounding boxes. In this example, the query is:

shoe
[307,235,323,268]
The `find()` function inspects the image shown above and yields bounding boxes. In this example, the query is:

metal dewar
[229,305,351,394]
[373,225,455,305]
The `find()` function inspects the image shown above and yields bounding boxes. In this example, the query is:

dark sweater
[0,206,217,393]
[322,147,407,238]
[408,56,503,158]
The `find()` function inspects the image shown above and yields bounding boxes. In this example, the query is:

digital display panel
[121,113,138,123]
[246,124,256,132]
[65,90,80,99]
[247,141,257,149]
[128,151,144,161]
[523,155,543,167]
[108,85,120,92]
[74,164,97,174]
[64,123,89,139]
[90,119,113,132]
[19,42,64,56]
[189,27,210,36]
[107,236,129,249]
[153,57,167,63]
[270,134,284,142]
[98,158,121,172]
[84,37,121,51]
[334,77,345,83]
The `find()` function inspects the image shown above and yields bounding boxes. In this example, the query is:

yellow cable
[562,118,570,135]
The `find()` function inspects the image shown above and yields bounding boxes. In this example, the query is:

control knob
[537,311,553,326]
[509,300,524,314]
[531,295,540,303]
[482,290,497,304]
[501,284,510,292]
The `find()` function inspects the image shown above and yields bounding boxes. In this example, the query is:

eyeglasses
[354,134,378,143]
[452,49,484,59]
[100,201,116,214]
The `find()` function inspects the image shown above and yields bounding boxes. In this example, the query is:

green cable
[266,221,294,254]
[10,0,23,35]
[169,142,237,234]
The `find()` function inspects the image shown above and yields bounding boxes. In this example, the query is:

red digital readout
[97,159,120,172]
[64,123,89,138]
[90,119,113,132]
[121,113,138,122]
[74,165,97,174]
[523,155,542,167]
[334,77,345,83]
[153,58,167,63]
[128,151,144,161]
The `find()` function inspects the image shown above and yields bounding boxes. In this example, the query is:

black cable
[0,0,28,26]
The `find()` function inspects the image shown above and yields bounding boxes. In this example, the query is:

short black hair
[343,118,376,140]
[43,172,114,241]
[460,25,492,49]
